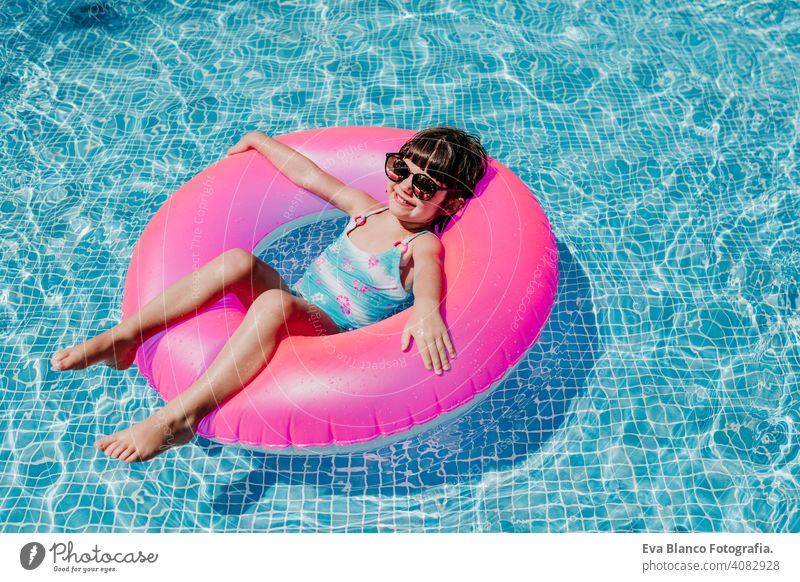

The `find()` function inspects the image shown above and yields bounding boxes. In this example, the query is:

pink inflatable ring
[121,126,559,453]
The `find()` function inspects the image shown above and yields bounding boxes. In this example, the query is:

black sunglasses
[384,153,462,201]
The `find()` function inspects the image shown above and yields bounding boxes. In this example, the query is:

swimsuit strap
[366,205,390,216]
[393,230,435,255]
[348,206,390,231]
[349,205,436,255]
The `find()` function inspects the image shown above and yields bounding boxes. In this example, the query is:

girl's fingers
[442,331,456,359]
[400,327,412,351]
[418,343,433,371]
[427,340,443,375]
[228,138,252,155]
[435,336,450,371]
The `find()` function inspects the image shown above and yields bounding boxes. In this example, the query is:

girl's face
[386,157,462,226]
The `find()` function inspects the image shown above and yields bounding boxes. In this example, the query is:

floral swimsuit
[290,206,434,331]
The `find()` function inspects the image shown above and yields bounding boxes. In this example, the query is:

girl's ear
[445,196,465,215]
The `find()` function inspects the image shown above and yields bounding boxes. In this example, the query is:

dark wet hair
[398,126,488,234]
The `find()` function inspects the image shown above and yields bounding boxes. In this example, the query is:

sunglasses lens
[412,176,438,200]
[385,155,408,182]
[385,154,447,201]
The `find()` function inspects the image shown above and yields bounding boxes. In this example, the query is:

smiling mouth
[394,190,415,207]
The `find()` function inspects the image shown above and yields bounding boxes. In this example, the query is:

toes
[105,440,127,459]
[51,352,68,370]
[121,448,141,463]
[119,447,139,463]
[95,436,114,451]
[52,353,77,371]
[96,435,140,462]
[101,440,120,457]
[113,443,133,460]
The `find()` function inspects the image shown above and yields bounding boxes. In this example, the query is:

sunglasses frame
[384,153,463,201]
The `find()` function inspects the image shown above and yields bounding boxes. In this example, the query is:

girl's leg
[51,248,287,371]
[96,289,341,463]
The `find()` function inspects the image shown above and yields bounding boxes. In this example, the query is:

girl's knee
[219,248,256,279]
[249,289,296,321]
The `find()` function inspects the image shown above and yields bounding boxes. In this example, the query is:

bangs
[399,136,462,189]
[397,126,488,196]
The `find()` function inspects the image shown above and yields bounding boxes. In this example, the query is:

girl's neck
[392,214,434,235]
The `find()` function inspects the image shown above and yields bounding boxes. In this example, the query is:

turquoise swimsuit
[290,206,434,331]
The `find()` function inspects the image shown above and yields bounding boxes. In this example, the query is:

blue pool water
[1,0,799,532]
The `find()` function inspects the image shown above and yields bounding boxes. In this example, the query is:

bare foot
[51,328,139,371]
[95,407,196,463]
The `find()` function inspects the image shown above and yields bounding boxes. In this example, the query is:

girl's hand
[400,307,456,375]
[227,132,268,156]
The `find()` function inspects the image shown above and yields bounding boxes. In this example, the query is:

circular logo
[20,542,46,570]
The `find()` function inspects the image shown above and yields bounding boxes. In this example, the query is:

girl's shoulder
[407,230,442,257]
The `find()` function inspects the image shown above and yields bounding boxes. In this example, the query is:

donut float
[121,126,559,453]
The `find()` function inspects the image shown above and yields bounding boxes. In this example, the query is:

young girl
[50,126,489,463]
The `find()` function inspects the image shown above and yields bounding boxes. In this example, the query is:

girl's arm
[400,236,456,375]
[228,132,380,217]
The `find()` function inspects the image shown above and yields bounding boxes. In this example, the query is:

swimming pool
[1,0,798,532]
